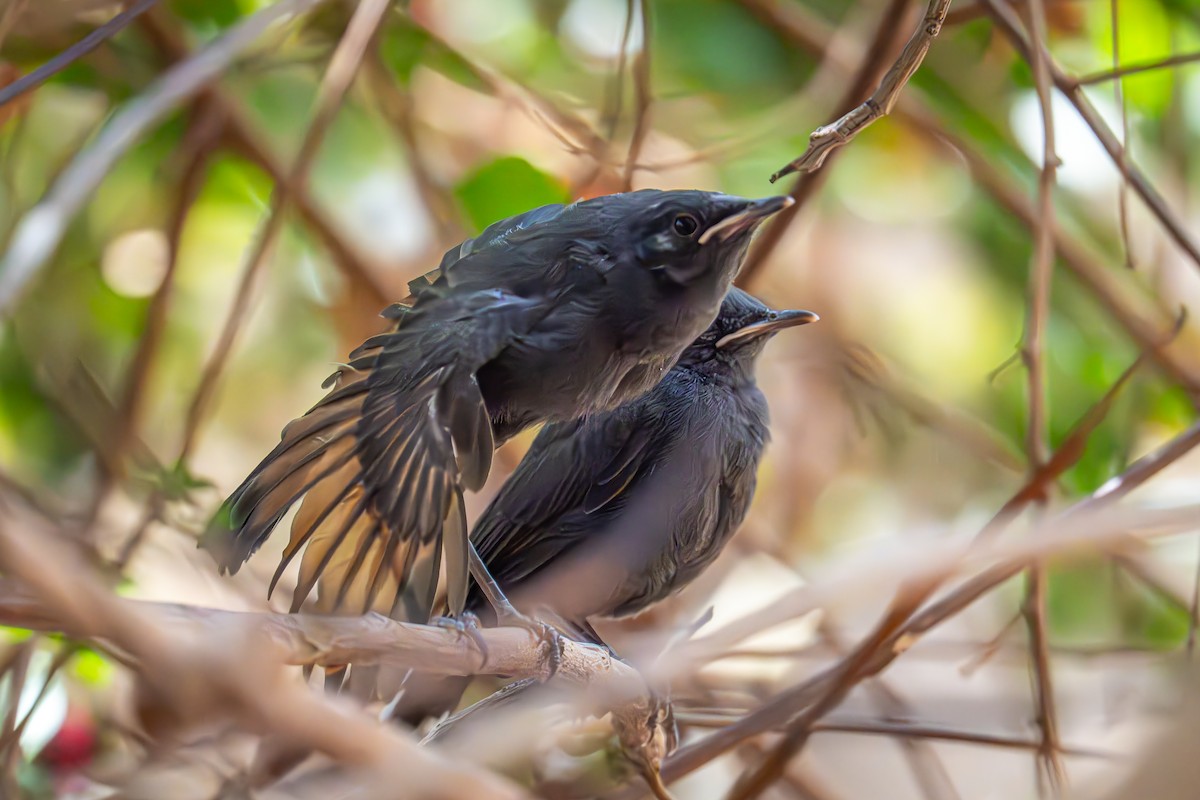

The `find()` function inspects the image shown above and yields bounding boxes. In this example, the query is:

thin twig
[734,0,1200,390]
[1110,0,1135,271]
[0,504,528,799]
[724,594,927,800]
[136,12,390,305]
[112,100,223,483]
[980,0,1200,280]
[178,0,391,460]
[769,0,952,181]
[1023,565,1063,793]
[0,0,332,318]
[1077,50,1200,85]
[958,610,1021,677]
[677,713,1115,759]
[658,394,1200,791]
[363,52,462,242]
[1019,0,1065,789]
[602,0,639,139]
[620,0,653,191]
[737,0,914,286]
[0,0,160,110]
[817,622,960,800]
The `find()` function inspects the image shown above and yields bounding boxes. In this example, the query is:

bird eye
[672,214,699,237]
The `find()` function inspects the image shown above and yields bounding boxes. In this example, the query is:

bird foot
[432,611,489,668]
[494,605,564,680]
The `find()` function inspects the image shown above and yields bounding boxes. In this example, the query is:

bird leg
[430,610,489,669]
[469,543,565,678]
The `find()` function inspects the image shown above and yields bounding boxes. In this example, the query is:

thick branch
[0,584,638,690]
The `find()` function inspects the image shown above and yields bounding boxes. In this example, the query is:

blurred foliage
[1,0,1200,791]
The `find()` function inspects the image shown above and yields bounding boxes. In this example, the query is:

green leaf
[453,157,569,232]
[71,649,114,687]
[169,0,242,30]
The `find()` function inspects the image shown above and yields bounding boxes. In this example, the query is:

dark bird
[201,190,792,624]
[396,287,818,725]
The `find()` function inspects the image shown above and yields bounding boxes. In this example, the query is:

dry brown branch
[737,0,914,286]
[817,623,960,800]
[737,0,1200,391]
[0,0,331,318]
[769,0,952,181]
[652,409,1200,791]
[178,0,390,459]
[620,0,653,191]
[680,713,1114,758]
[0,502,528,799]
[105,104,223,544]
[364,53,462,243]
[979,0,1200,278]
[1109,0,1135,271]
[0,583,638,689]
[1077,50,1200,85]
[1018,0,1065,788]
[136,12,391,306]
[0,0,159,109]
[725,592,926,800]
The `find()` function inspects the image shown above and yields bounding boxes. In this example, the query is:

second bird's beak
[699,196,794,245]
[716,308,820,349]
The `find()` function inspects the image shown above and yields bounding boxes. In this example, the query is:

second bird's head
[678,287,819,375]
[579,189,792,287]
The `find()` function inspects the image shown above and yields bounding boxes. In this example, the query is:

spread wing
[202,289,552,619]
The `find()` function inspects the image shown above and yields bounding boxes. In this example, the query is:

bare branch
[0,0,332,318]
[980,0,1200,280]
[136,12,391,305]
[1019,0,1065,787]
[178,0,391,460]
[735,0,1200,391]
[737,0,916,286]
[0,0,159,110]
[679,713,1115,759]
[0,583,640,691]
[0,503,528,799]
[1077,50,1200,86]
[655,414,1200,790]
[620,0,653,191]
[769,0,952,182]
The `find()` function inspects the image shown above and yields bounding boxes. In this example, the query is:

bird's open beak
[698,196,794,245]
[716,308,819,349]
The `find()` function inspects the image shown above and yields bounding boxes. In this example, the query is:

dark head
[563,190,793,372]
[677,287,818,380]
[574,190,792,286]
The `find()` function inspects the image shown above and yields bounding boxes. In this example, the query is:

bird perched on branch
[395,287,818,725]
[201,190,792,625]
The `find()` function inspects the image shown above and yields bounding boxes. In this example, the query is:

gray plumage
[201,190,791,621]
[467,286,817,636]
[392,287,817,725]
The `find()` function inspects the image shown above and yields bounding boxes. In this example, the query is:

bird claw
[432,611,489,668]
[494,606,564,680]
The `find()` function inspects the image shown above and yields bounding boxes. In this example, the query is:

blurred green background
[1,0,1200,796]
